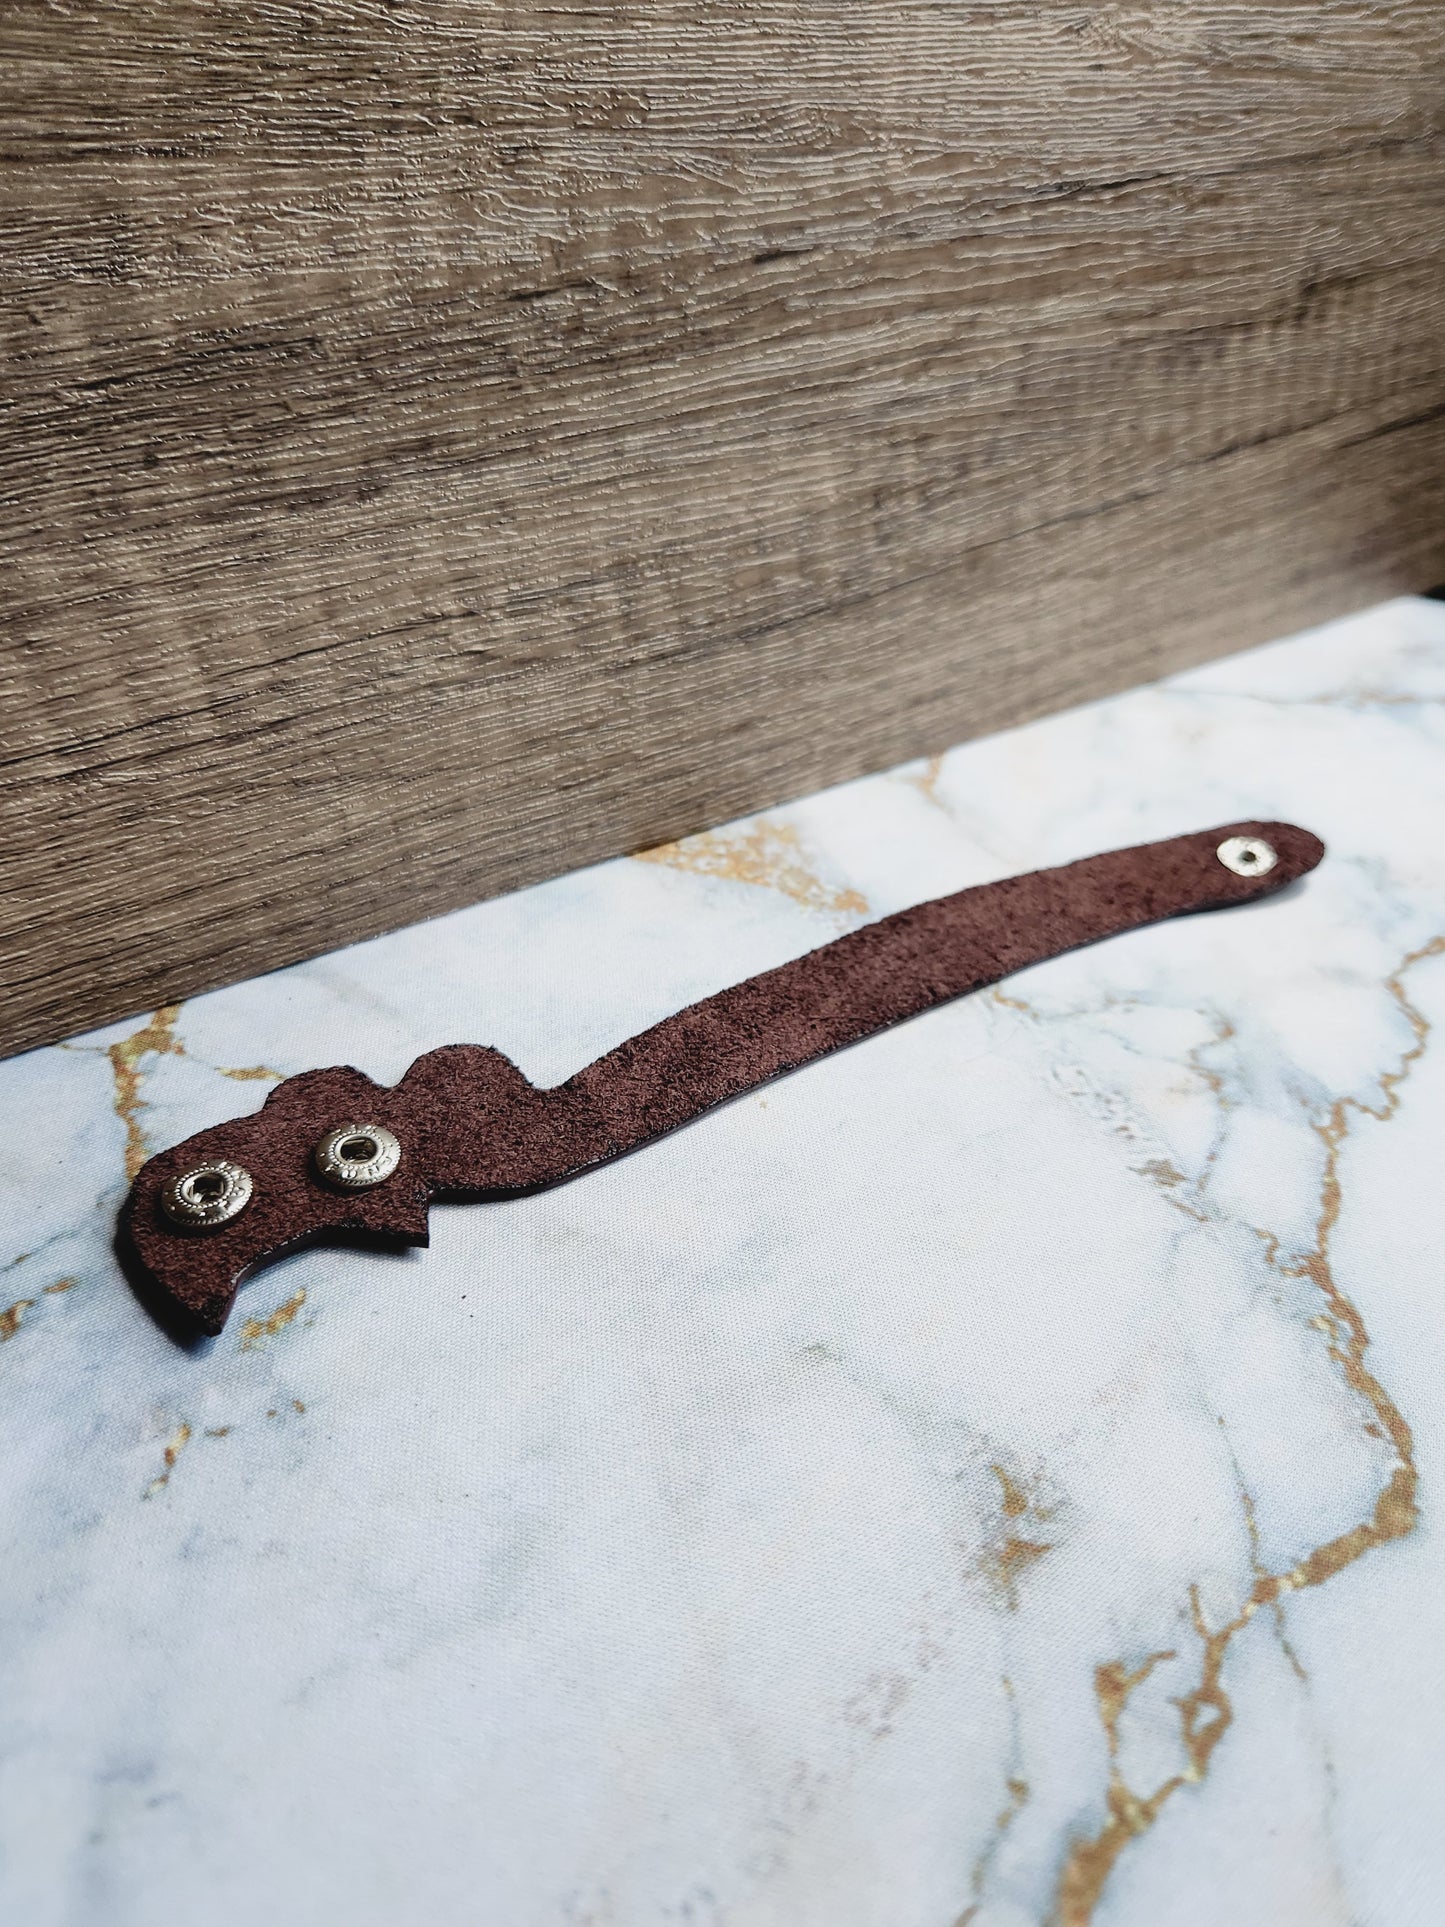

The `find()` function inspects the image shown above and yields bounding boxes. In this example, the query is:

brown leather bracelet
[119,820,1323,1337]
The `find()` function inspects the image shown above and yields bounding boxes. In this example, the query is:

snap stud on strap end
[1216,835,1278,878]
[313,1124,402,1190]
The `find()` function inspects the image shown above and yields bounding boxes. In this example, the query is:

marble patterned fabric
[4,595,1445,1927]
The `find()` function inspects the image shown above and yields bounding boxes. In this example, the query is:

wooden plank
[2,1,1443,1058]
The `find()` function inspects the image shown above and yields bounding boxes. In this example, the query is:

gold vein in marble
[1053,934,1440,1924]
[957,1771,1030,1924]
[0,1299,35,1342]
[65,1004,285,1182]
[634,818,868,921]
[1054,1647,1179,1925]
[981,1465,1056,1611]
[238,1288,308,1352]
[107,1004,186,1181]
[903,752,946,807]
[955,1675,1030,1924]
[144,1421,192,1499]
[0,1275,79,1346]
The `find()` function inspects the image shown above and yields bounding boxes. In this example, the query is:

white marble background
[3,597,1445,1927]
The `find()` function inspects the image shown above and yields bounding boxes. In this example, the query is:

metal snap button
[160,1159,254,1229]
[1216,835,1278,878]
[313,1123,402,1190]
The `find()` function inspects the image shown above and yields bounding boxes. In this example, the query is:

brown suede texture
[120,820,1324,1336]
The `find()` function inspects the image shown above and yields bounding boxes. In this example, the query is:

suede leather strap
[121,819,1324,1336]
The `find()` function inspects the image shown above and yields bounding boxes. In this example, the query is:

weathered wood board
[3,2,1443,1057]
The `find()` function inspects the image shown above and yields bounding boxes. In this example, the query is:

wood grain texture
[2,1,1443,1058]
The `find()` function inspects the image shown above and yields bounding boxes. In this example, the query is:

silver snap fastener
[160,1159,254,1229]
[1216,835,1278,879]
[313,1122,402,1190]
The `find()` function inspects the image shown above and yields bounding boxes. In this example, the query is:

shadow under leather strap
[120,819,1324,1336]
